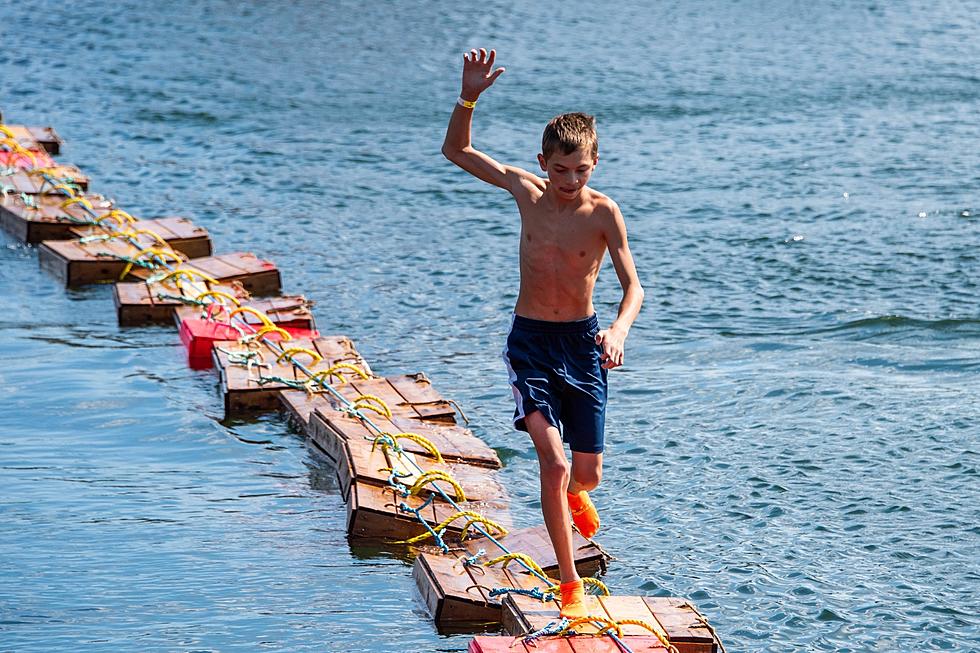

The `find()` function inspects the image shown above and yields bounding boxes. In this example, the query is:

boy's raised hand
[461,48,505,102]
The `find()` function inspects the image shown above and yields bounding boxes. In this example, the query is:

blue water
[2,1,978,651]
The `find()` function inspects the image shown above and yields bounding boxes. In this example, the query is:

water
[1,1,978,651]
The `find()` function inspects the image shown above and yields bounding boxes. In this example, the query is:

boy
[441,48,644,618]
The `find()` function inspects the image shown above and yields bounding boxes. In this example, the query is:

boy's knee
[539,456,570,489]
[571,465,601,492]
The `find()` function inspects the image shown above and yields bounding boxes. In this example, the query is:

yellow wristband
[457,96,477,109]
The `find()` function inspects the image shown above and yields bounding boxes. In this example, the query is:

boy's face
[538,148,598,201]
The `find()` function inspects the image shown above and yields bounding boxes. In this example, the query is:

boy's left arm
[597,200,644,370]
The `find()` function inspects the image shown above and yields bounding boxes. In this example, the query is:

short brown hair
[541,112,598,161]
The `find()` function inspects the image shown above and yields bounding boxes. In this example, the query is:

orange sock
[559,579,588,619]
[567,490,600,539]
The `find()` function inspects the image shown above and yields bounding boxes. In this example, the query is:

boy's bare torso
[512,174,611,321]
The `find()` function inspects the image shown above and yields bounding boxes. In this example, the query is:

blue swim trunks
[501,314,608,454]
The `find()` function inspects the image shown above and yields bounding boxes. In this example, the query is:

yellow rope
[95,209,137,226]
[50,184,78,198]
[459,514,508,541]
[613,619,676,652]
[351,394,392,419]
[195,290,241,307]
[276,347,322,366]
[0,125,15,139]
[120,248,184,280]
[581,577,610,596]
[314,362,369,384]
[408,470,466,503]
[59,196,92,211]
[1,141,37,166]
[228,305,274,328]
[130,228,169,247]
[155,268,218,288]
[393,510,487,544]
[376,432,443,463]
[252,325,292,341]
[558,616,622,638]
[484,552,550,580]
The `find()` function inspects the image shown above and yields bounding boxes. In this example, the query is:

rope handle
[408,469,466,503]
[195,290,241,307]
[350,394,392,419]
[227,305,274,328]
[251,325,292,341]
[95,209,137,226]
[276,347,322,366]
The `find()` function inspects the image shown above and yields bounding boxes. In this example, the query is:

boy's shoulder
[583,187,621,219]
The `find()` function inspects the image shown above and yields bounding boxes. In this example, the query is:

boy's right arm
[442,48,527,193]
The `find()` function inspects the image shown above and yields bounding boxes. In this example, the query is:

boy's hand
[461,48,505,102]
[596,327,627,370]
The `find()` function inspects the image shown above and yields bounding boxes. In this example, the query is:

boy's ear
[537,153,547,171]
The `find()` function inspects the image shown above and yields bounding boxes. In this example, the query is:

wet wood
[174,294,315,331]
[469,636,669,653]
[320,421,506,503]
[502,593,720,653]
[414,524,609,625]
[463,523,608,579]
[303,408,500,468]
[114,279,249,326]
[2,124,63,153]
[123,252,282,296]
[38,217,212,286]
[388,373,458,421]
[69,216,212,258]
[0,164,89,194]
[0,193,114,243]
[346,481,510,542]
[214,336,372,417]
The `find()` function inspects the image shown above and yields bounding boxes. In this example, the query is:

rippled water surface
[2,1,978,651]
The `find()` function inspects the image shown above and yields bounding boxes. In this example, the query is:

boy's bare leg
[525,411,589,618]
[525,410,579,583]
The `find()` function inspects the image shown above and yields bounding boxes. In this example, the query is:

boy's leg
[525,410,590,619]
[524,410,578,584]
[567,451,602,539]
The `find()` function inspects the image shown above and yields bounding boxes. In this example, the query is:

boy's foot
[567,490,600,539]
[559,579,588,619]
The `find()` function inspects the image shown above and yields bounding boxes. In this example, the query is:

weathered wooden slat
[502,593,720,653]
[214,336,371,417]
[641,597,719,653]
[414,524,609,625]
[469,635,669,653]
[38,218,212,285]
[114,278,250,326]
[304,408,501,469]
[123,252,281,296]
[0,165,89,194]
[70,216,212,258]
[322,420,506,503]
[347,481,510,542]
[1,124,63,153]
[388,372,458,421]
[0,193,114,243]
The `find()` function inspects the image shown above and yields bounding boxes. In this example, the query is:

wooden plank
[173,295,315,331]
[641,598,719,653]
[311,409,501,468]
[389,372,458,421]
[214,336,370,417]
[0,164,89,194]
[469,636,668,653]
[414,552,498,623]
[464,523,608,578]
[330,425,507,503]
[37,219,213,286]
[123,252,282,296]
[0,192,115,244]
[70,216,212,259]
[114,279,249,326]
[1,124,63,153]
[347,480,510,542]
[334,377,430,421]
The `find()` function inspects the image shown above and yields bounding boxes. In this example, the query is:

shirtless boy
[442,49,644,618]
